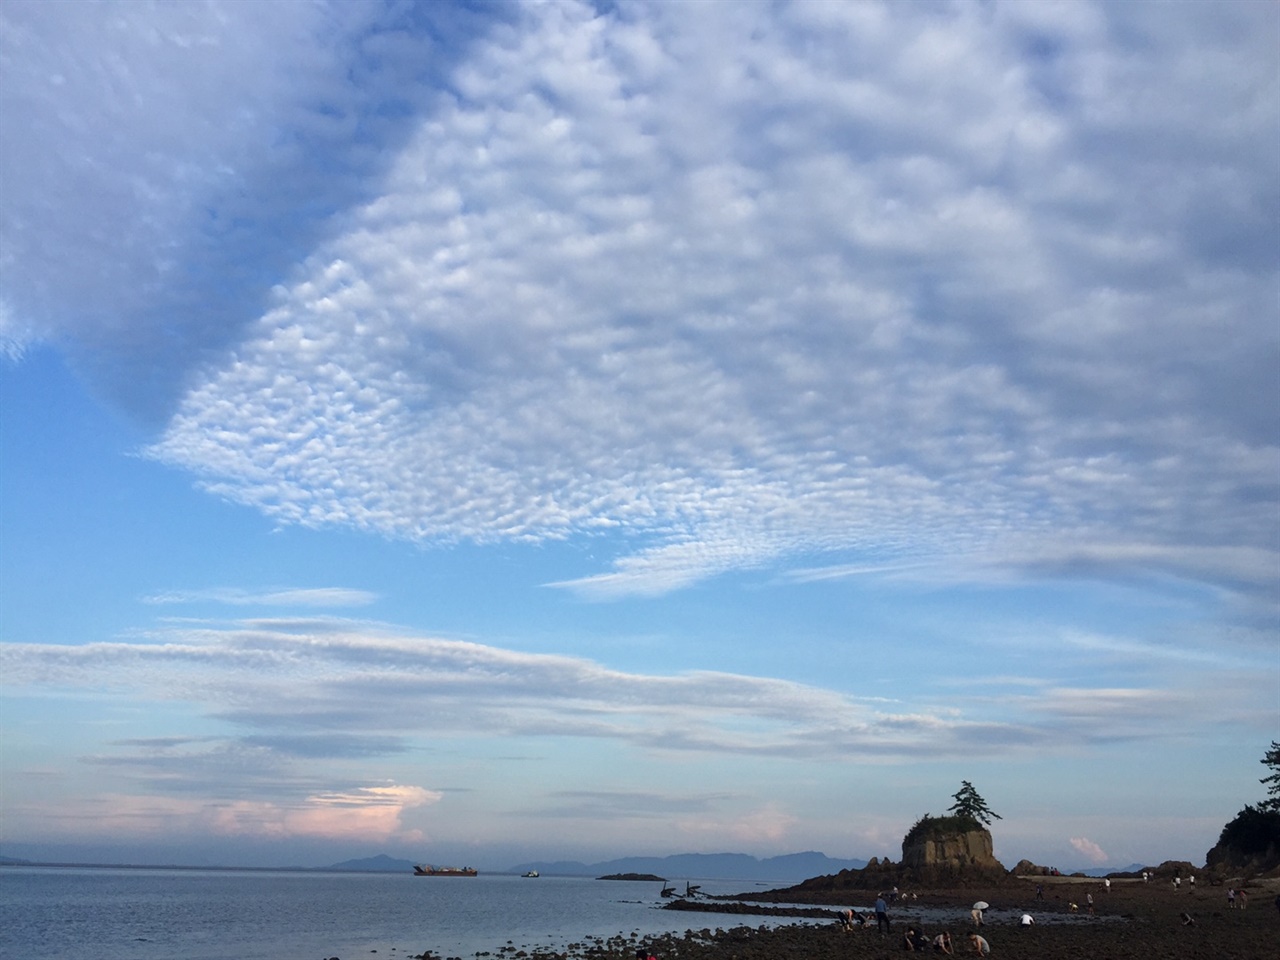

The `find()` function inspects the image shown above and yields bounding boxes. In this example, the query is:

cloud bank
[1,613,1251,769]
[5,0,1277,599]
[3,606,1266,855]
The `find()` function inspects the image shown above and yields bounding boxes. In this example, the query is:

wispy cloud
[143,587,379,608]
[0,615,1246,772]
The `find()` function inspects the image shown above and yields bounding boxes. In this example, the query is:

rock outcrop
[1011,858,1052,876]
[899,815,1007,885]
[1205,805,1280,879]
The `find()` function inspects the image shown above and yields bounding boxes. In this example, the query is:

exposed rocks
[1011,859,1054,876]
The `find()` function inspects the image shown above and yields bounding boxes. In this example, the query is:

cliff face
[899,818,1006,884]
[902,825,994,869]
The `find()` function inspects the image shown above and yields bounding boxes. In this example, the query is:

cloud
[0,613,1251,776]
[4,1,1275,599]
[6,783,439,844]
[1069,836,1108,865]
[143,587,379,608]
[0,0,503,419]
[134,0,1277,601]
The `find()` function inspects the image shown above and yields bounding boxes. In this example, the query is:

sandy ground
[436,876,1279,960]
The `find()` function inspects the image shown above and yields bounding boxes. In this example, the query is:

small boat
[522,870,539,878]
[414,864,478,877]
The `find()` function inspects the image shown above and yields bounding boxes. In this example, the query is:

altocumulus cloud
[4,2,1276,598]
[147,0,1278,600]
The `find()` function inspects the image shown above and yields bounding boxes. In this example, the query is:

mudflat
[539,877,1278,960]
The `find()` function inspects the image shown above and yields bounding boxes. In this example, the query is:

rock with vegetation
[896,781,1007,884]
[1205,805,1280,878]
[763,782,1009,893]
[1204,741,1280,879]
[899,813,1006,884]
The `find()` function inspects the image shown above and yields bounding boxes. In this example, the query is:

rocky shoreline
[392,876,1277,960]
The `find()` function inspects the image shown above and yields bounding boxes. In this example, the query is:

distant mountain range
[324,851,867,881]
[507,851,868,882]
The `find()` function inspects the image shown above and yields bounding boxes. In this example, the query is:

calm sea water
[0,867,807,960]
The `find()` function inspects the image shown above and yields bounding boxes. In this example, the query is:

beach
[497,877,1278,960]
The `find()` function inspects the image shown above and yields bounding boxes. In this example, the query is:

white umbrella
[972,901,989,910]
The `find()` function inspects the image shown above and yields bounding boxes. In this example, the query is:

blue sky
[1,0,1276,872]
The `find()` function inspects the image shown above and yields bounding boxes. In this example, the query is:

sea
[0,866,819,960]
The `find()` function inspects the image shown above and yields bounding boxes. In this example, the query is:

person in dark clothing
[875,894,891,933]
[901,926,929,951]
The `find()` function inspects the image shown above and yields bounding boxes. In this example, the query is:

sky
[1,0,1276,873]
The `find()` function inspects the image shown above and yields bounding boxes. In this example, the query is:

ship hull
[413,864,477,876]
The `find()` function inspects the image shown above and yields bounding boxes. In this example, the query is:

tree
[1261,741,1280,813]
[947,781,1002,826]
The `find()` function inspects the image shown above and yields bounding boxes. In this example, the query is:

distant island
[508,851,868,882]
[598,872,665,881]
[315,850,868,881]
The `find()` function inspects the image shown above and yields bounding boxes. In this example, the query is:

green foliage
[1216,804,1280,856]
[947,780,1002,826]
[1260,741,1280,813]
[903,812,984,845]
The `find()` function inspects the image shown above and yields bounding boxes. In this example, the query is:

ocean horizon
[0,864,824,960]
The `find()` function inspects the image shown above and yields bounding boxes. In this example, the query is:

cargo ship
[413,864,478,876]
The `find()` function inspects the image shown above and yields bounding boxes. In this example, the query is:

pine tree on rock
[947,781,1002,827]
[1260,741,1280,813]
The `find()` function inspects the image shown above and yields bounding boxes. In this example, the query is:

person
[1173,876,1181,889]
[1180,912,1196,927]
[1238,888,1248,910]
[1227,887,1236,908]
[970,906,984,926]
[901,926,929,951]
[841,908,855,932]
[968,932,991,956]
[1086,892,1094,916]
[1189,874,1195,887]
[1034,884,1044,901]
[932,931,954,954]
[876,893,891,934]
[1019,913,1034,927]
[1104,877,1111,892]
